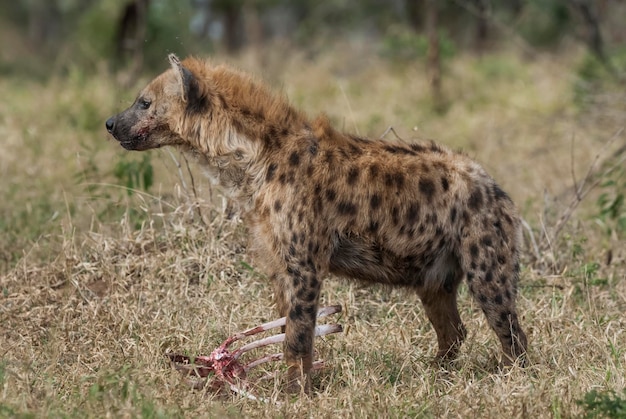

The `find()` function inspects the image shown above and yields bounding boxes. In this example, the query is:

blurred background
[2,0,625,84]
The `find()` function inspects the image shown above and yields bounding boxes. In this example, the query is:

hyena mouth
[119,140,138,150]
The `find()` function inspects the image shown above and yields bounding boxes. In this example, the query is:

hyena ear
[168,53,194,103]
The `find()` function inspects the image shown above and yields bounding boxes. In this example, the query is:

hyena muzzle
[106,54,528,393]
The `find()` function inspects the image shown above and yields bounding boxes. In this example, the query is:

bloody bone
[166,305,343,401]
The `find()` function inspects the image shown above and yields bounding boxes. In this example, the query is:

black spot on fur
[289,151,300,166]
[410,143,426,153]
[273,200,282,212]
[481,236,493,247]
[324,150,335,165]
[493,183,509,201]
[349,144,364,156]
[383,145,415,155]
[429,141,444,153]
[262,125,280,148]
[369,164,380,179]
[350,135,368,143]
[326,189,337,202]
[469,188,483,210]
[337,201,358,216]
[266,163,278,182]
[419,178,436,200]
[467,271,475,281]
[485,270,493,282]
[339,147,351,160]
[287,265,302,279]
[367,220,379,233]
[295,331,310,347]
[406,203,420,223]
[385,172,406,189]
[347,167,360,185]
[370,194,382,210]
[391,206,400,225]
[425,213,438,225]
[470,244,479,259]
[500,311,510,322]
[441,176,450,192]
[450,207,457,223]
[289,305,303,321]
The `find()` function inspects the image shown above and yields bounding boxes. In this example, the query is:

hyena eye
[138,99,152,110]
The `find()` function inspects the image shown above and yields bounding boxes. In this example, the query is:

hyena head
[106,54,204,151]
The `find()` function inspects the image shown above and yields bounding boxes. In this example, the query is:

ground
[0,41,625,417]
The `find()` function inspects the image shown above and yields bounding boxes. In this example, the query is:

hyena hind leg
[462,248,528,366]
[418,266,467,361]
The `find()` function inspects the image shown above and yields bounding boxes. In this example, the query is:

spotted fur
[106,54,528,393]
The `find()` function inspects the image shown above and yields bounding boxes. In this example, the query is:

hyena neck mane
[179,58,308,155]
[173,56,311,208]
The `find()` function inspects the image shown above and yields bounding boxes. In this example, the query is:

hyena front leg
[276,262,322,394]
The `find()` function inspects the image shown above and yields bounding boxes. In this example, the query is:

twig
[165,149,205,224]
[166,149,188,191]
[570,134,580,201]
[520,218,539,260]
[338,82,359,135]
[550,127,624,244]
[181,152,206,225]
[379,126,406,142]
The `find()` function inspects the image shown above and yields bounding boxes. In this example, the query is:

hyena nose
[105,117,115,132]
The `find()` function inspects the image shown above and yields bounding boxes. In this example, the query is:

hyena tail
[458,205,528,366]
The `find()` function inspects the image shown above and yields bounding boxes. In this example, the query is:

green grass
[1,40,625,417]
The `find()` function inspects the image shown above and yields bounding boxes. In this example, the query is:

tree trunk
[425,0,444,112]
[115,0,150,84]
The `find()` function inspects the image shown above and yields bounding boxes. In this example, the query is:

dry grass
[1,41,625,417]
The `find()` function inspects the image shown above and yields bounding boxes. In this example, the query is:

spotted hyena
[106,54,528,392]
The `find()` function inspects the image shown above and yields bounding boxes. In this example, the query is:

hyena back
[106,54,527,393]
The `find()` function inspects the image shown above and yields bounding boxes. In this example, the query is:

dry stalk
[547,127,624,248]
[165,149,206,225]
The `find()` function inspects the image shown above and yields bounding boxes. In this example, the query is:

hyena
[106,54,527,393]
